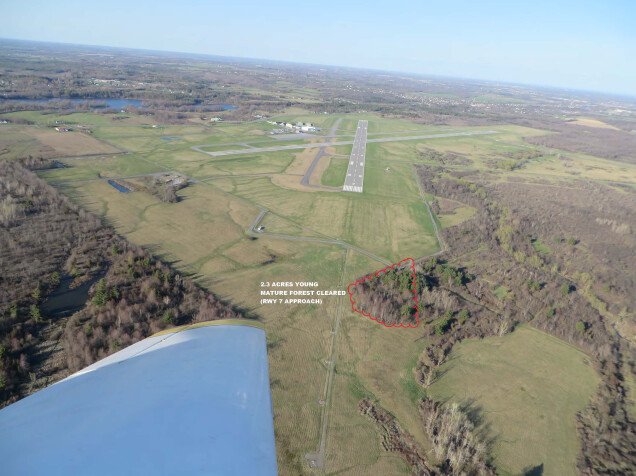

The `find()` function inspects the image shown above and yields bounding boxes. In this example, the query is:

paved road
[191,130,498,158]
[343,120,368,193]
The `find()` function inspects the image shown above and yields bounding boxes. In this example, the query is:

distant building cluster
[267,121,318,133]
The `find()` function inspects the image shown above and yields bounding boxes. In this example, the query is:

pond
[107,180,131,193]
[41,274,104,318]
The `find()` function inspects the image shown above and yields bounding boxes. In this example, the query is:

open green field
[428,325,599,476]
[22,109,614,475]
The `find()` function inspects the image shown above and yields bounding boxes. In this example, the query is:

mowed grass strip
[321,157,348,187]
[178,151,298,179]
[428,325,598,476]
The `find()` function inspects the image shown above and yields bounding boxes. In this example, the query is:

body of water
[0,98,144,109]
[41,274,103,318]
[0,98,237,111]
[107,180,131,193]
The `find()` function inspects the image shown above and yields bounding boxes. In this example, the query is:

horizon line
[1,36,635,101]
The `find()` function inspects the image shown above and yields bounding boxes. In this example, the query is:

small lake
[0,98,144,109]
[0,98,237,111]
[41,274,103,318]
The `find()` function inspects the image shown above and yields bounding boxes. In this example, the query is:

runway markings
[343,120,367,193]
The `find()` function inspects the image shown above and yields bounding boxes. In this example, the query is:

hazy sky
[3,0,635,96]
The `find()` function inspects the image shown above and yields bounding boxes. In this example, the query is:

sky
[3,0,635,96]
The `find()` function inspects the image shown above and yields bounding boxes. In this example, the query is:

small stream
[41,274,103,318]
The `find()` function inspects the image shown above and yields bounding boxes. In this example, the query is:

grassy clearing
[493,284,513,301]
[532,238,551,255]
[428,325,598,476]
[438,204,477,228]
[518,153,636,183]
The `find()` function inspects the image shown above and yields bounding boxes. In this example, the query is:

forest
[413,165,634,474]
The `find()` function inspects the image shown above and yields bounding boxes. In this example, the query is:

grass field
[37,155,163,182]
[213,160,438,263]
[321,157,348,187]
[23,110,617,475]
[428,325,598,476]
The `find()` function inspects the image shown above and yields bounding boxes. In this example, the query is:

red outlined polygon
[347,258,419,328]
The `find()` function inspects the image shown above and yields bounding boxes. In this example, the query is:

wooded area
[414,165,634,474]
[0,160,242,407]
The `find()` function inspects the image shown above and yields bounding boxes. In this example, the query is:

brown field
[309,155,331,186]
[566,118,620,130]
[285,147,319,175]
[30,128,121,156]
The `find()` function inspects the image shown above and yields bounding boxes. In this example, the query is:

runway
[191,130,498,158]
[342,120,367,193]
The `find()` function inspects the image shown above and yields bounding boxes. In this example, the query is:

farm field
[12,109,617,475]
